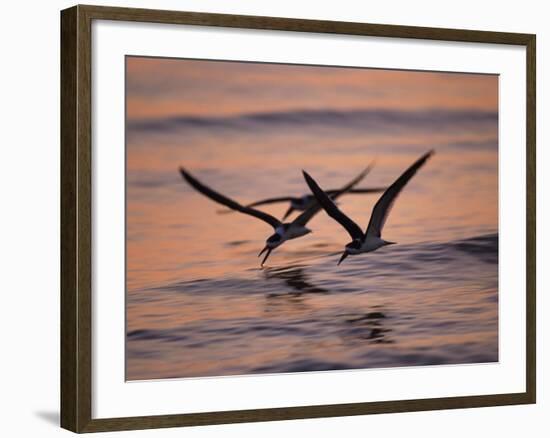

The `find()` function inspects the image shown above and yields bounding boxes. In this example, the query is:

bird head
[258,233,283,266]
[338,239,362,265]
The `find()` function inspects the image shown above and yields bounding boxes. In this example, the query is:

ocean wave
[131,233,497,299]
[128,108,498,134]
[126,232,498,379]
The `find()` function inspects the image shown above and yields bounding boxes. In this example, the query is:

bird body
[285,190,384,217]
[180,163,373,265]
[278,223,312,241]
[217,188,385,220]
[303,151,433,265]
[264,223,312,250]
[290,195,314,211]
[352,236,393,254]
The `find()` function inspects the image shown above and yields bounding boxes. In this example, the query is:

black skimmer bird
[303,150,434,265]
[179,164,373,266]
[222,187,386,220]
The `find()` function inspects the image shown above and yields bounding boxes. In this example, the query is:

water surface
[126,58,498,380]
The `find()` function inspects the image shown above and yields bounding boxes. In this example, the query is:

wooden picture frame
[61,4,536,433]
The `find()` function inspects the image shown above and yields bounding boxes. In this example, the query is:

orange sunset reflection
[126,57,498,380]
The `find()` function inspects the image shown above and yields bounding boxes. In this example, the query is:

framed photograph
[60,4,536,433]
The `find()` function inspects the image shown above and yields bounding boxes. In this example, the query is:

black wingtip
[302,170,316,188]
[179,167,197,185]
[179,167,201,191]
[411,150,435,170]
[363,160,376,176]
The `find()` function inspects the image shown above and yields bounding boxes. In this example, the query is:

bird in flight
[303,150,434,265]
[218,187,386,220]
[179,164,374,266]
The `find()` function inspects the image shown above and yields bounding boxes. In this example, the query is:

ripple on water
[126,233,498,379]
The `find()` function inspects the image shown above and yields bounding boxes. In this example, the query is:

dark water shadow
[337,309,394,345]
[263,265,329,297]
[34,410,59,427]
[451,233,498,264]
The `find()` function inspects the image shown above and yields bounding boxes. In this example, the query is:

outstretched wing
[294,164,373,227]
[179,168,281,229]
[347,187,386,194]
[217,195,298,215]
[221,188,384,217]
[325,188,384,196]
[365,150,434,238]
[300,171,364,241]
[245,196,297,208]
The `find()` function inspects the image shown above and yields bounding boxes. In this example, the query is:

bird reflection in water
[263,265,329,297]
[261,265,331,315]
[263,266,393,345]
[337,309,394,345]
